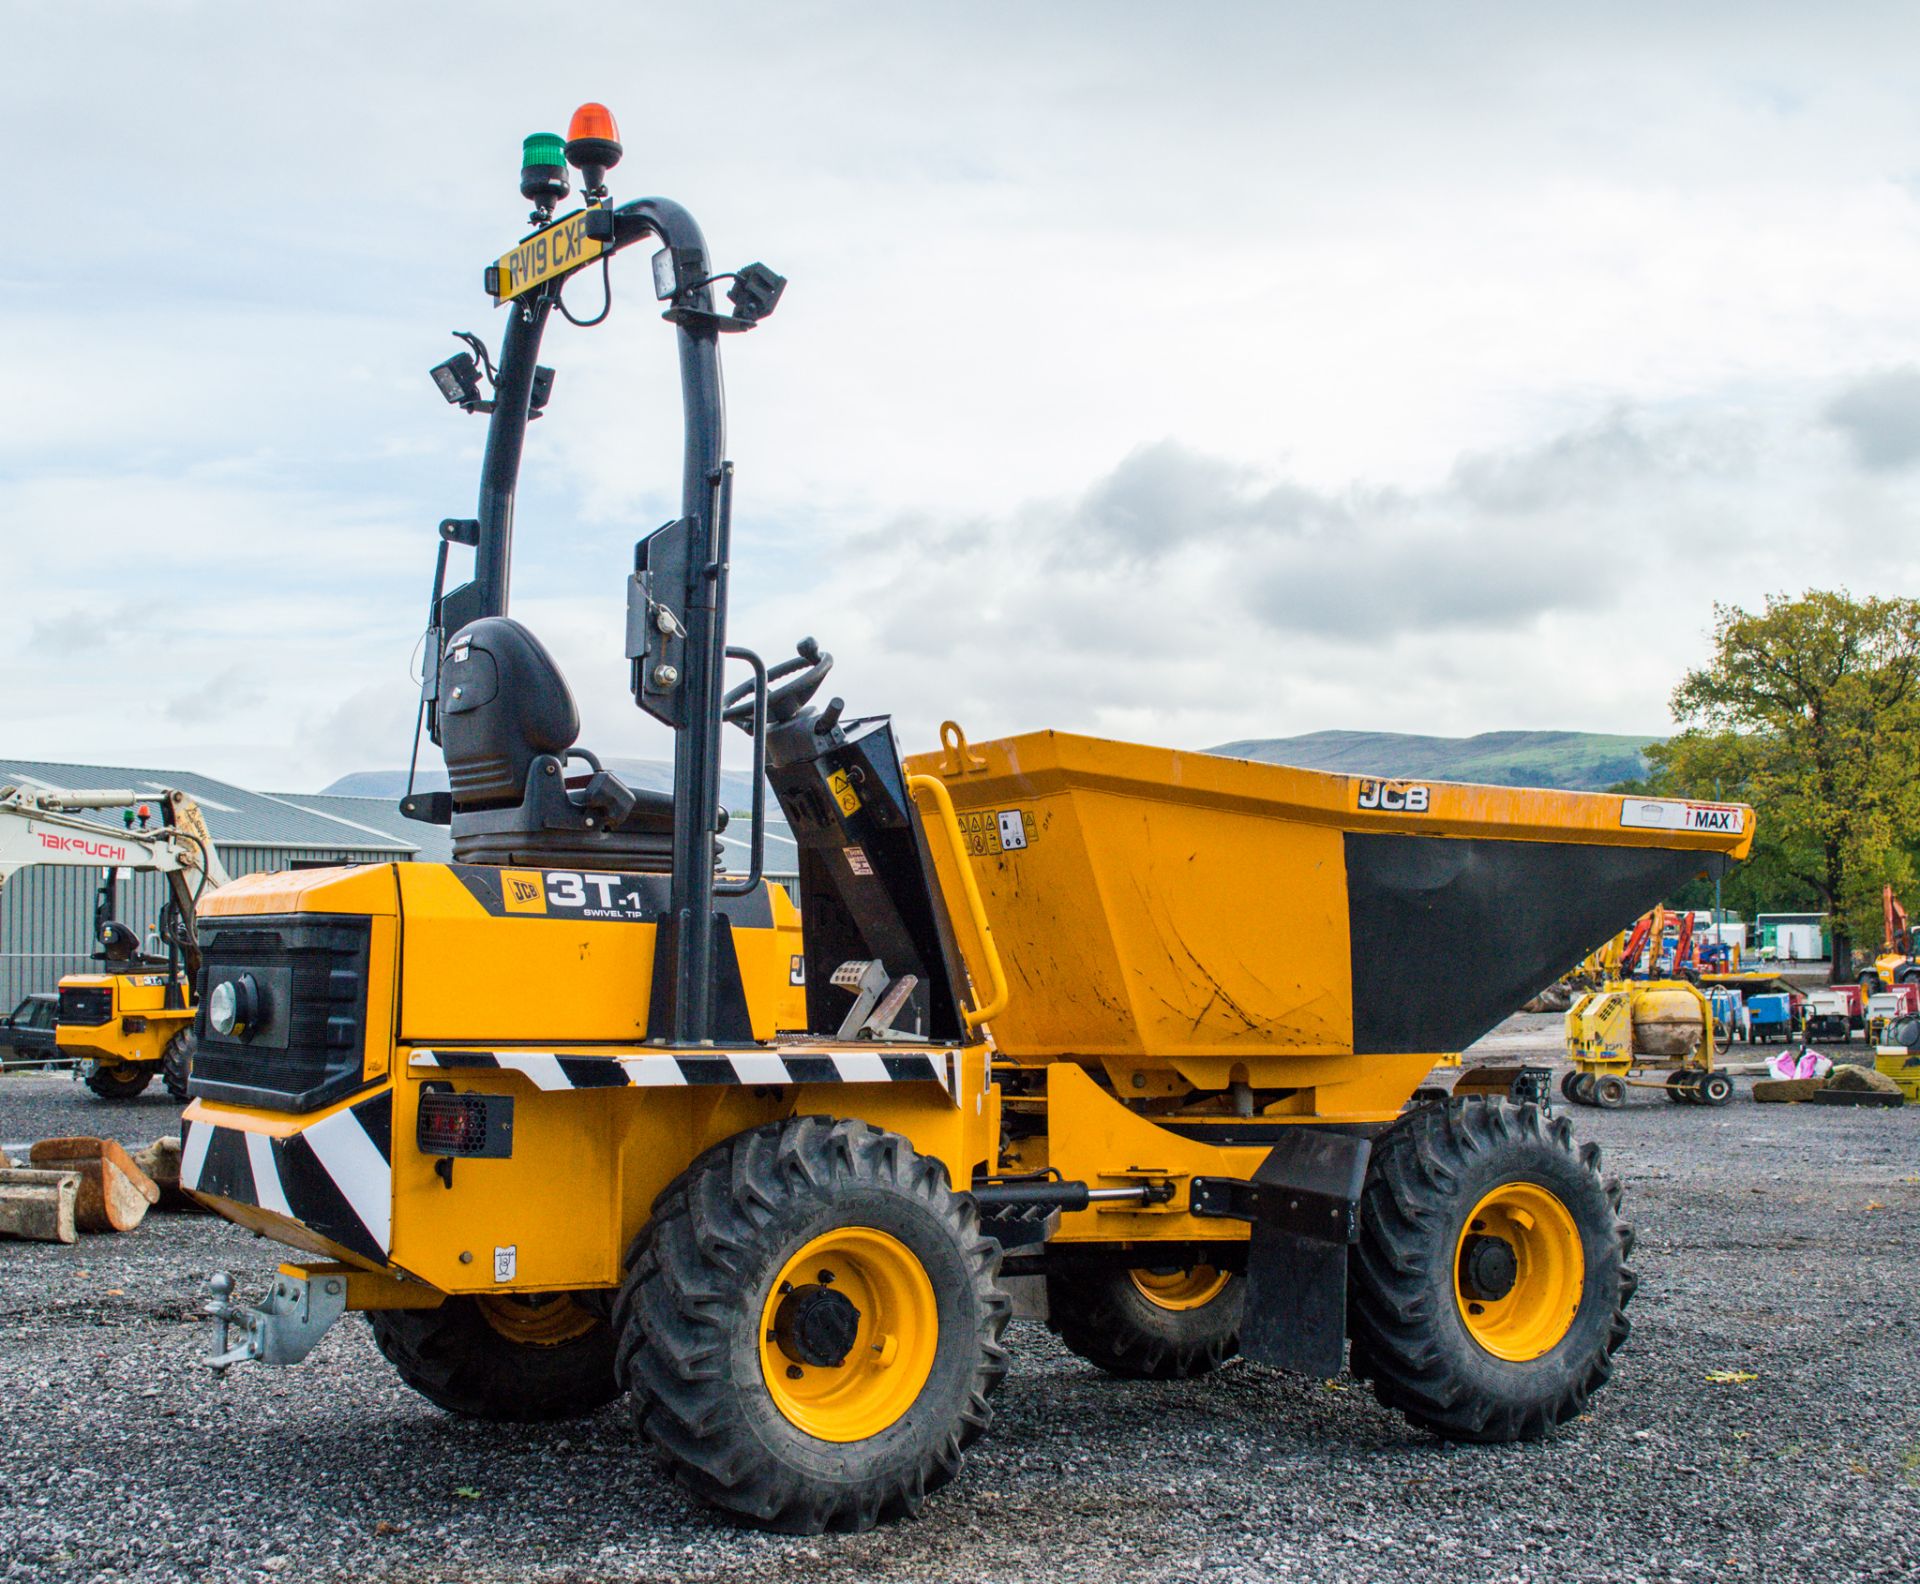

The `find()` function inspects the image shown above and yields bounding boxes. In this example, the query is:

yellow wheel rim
[1128,1264,1232,1312]
[475,1293,599,1347]
[1453,1182,1584,1362]
[759,1227,938,1443]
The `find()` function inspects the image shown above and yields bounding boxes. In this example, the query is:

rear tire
[367,1294,618,1422]
[1347,1100,1635,1443]
[161,1030,195,1101]
[1591,1074,1627,1109]
[84,1061,153,1100]
[1047,1261,1243,1380]
[615,1117,1009,1534]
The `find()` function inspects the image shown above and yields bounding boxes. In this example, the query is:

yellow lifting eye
[758,1227,939,1443]
[1453,1182,1585,1362]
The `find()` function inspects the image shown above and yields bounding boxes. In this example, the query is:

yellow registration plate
[488,209,603,302]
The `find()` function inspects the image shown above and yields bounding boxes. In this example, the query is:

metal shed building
[0,759,421,1007]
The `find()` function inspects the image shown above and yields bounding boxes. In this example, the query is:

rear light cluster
[58,986,113,1026]
[416,1087,514,1158]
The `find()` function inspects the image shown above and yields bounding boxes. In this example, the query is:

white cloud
[1825,366,1920,469]
[6,3,1920,786]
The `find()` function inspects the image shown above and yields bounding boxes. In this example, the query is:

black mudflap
[1191,1128,1372,1376]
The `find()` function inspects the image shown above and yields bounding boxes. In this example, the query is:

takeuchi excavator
[0,782,229,1098]
[180,106,1755,1535]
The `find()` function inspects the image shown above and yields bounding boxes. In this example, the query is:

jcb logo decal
[500,870,548,914]
[1356,779,1430,814]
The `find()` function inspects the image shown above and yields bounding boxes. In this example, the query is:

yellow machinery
[184,106,1756,1535]
[1561,904,1752,1107]
[1563,977,1731,1107]
[0,782,228,1099]
[1860,885,1920,995]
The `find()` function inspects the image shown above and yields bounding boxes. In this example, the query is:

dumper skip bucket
[906,727,1752,1077]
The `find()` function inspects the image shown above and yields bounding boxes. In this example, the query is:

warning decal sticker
[1619,797,1746,835]
[955,809,1036,857]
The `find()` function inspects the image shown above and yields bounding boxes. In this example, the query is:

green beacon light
[520,132,570,223]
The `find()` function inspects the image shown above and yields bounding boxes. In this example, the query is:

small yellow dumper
[0,783,227,1099]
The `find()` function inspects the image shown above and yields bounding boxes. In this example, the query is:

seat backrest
[439,617,580,810]
[95,921,143,964]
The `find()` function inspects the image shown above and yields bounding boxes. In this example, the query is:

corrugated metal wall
[0,846,396,1007]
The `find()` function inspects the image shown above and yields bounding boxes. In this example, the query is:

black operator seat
[437,616,691,872]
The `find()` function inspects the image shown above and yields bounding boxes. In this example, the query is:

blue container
[1746,993,1792,1042]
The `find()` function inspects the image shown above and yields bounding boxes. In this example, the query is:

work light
[430,353,484,410]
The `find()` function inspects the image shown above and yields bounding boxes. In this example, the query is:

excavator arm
[1884,884,1911,957]
[0,783,230,980]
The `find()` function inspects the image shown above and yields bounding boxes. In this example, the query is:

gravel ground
[2,1019,1917,1584]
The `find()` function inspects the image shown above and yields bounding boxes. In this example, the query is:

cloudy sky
[6,2,1920,789]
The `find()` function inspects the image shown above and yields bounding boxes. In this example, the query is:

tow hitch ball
[201,1268,347,1373]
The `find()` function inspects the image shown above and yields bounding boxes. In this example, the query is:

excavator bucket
[908,728,1752,1069]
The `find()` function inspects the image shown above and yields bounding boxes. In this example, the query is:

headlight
[208,980,238,1035]
[207,974,263,1038]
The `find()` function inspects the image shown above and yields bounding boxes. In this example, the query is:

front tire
[1347,1100,1635,1443]
[84,1060,153,1100]
[161,1029,195,1101]
[1047,1261,1243,1380]
[615,1117,1009,1534]
[367,1294,618,1421]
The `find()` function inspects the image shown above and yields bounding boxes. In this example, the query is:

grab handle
[713,646,767,898]
[907,773,1011,1031]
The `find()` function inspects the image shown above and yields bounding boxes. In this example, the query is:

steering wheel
[725,636,834,730]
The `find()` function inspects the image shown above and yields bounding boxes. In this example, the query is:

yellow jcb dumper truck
[0,782,228,1098]
[184,106,1755,1535]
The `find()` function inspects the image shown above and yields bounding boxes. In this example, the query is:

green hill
[1206,730,1660,791]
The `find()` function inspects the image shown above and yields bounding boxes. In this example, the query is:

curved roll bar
[431,192,777,1045]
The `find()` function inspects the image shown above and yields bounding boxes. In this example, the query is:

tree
[1648,591,1920,981]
